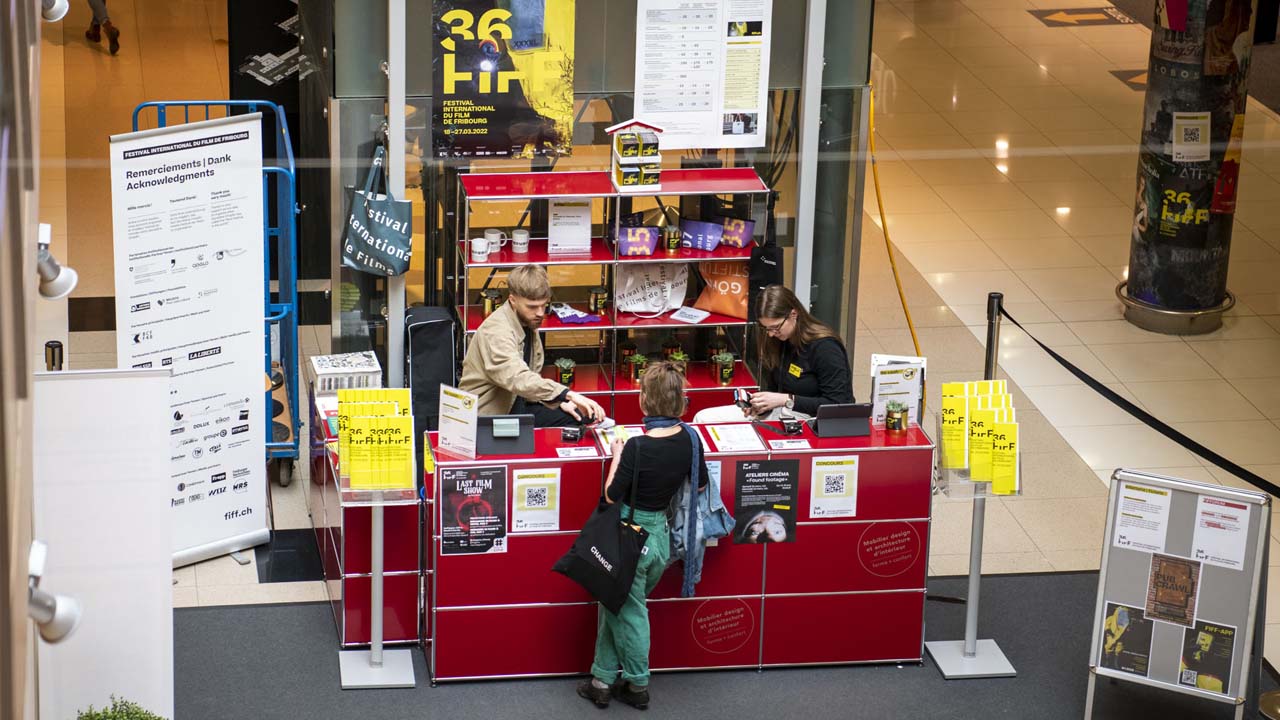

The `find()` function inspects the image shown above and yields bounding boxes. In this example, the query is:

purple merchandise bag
[618,226,660,256]
[680,218,723,252]
[719,217,755,248]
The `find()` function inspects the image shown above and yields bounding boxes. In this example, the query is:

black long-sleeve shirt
[764,336,855,416]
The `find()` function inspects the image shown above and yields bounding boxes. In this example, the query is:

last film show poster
[432,0,575,158]
[733,459,798,544]
[441,466,508,555]
[1145,553,1201,627]
[1099,602,1154,678]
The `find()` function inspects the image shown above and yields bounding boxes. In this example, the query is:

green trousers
[590,506,671,687]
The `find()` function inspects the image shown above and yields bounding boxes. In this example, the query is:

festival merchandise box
[308,351,383,395]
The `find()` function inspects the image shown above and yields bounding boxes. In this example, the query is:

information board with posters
[1086,470,1269,716]
[109,114,269,567]
[431,0,576,158]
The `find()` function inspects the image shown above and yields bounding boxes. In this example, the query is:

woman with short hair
[577,361,708,710]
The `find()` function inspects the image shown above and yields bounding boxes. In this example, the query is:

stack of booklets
[336,388,415,491]
[938,380,1020,496]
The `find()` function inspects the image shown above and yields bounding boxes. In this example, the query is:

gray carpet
[1106,0,1280,114]
[174,572,1276,719]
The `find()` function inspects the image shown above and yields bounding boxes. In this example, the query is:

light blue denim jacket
[669,468,734,596]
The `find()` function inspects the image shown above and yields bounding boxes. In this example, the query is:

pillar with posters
[109,114,270,567]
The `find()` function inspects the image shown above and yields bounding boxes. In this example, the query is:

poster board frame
[1086,469,1269,717]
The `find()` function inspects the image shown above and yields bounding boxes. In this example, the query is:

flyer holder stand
[338,486,417,689]
[925,292,1017,679]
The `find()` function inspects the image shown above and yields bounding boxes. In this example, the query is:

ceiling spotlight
[36,223,78,300]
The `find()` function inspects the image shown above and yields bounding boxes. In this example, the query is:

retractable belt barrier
[999,307,1280,499]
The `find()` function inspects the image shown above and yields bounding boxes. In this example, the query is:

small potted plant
[626,353,648,382]
[618,340,638,370]
[711,351,735,386]
[554,357,576,387]
[707,336,728,363]
[668,349,690,373]
[662,335,683,360]
[884,399,909,434]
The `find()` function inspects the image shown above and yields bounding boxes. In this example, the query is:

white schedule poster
[634,0,772,149]
[1113,481,1172,554]
[110,114,269,566]
[1192,495,1249,571]
[512,468,562,533]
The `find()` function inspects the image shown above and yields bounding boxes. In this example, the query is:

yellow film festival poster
[433,0,575,158]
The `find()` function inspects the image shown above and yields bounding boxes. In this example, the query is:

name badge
[788,363,803,378]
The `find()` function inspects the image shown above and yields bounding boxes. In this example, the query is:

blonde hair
[506,264,551,300]
[755,284,840,370]
[639,361,687,418]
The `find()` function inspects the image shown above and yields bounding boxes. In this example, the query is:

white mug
[511,229,530,254]
[484,228,508,250]
[470,236,490,263]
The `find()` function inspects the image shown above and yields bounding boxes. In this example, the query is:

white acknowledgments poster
[634,0,772,149]
[109,114,269,566]
[1192,496,1249,571]
[1113,481,1173,554]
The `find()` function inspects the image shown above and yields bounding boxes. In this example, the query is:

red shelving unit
[614,243,753,264]
[614,309,749,330]
[457,303,603,334]
[612,361,755,394]
[460,237,615,267]
[541,363,613,395]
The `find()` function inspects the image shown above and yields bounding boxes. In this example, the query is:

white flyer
[512,468,562,533]
[556,446,599,459]
[633,0,772,149]
[769,439,811,450]
[810,456,858,519]
[870,354,926,424]
[548,198,592,253]
[669,306,711,324]
[1112,481,1172,554]
[438,384,479,459]
[706,423,765,452]
[1192,495,1250,571]
[1172,112,1211,163]
[110,114,268,565]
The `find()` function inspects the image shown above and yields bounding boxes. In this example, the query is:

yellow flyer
[940,395,969,469]
[968,408,997,482]
[991,422,1020,495]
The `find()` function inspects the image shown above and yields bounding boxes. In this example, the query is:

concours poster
[441,466,508,554]
[432,0,575,158]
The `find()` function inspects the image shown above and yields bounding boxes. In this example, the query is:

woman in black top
[578,362,708,710]
[748,285,854,418]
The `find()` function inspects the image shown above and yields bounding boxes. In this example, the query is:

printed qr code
[1181,669,1197,685]
[525,487,549,508]
[823,474,845,496]
[1182,126,1201,144]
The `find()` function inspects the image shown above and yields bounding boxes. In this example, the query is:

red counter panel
[343,504,421,575]
[764,521,929,594]
[433,604,598,680]
[342,573,421,646]
[649,597,763,670]
[434,532,594,607]
[761,591,926,665]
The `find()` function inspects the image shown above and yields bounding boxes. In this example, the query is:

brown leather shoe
[85,23,101,42]
[103,21,120,55]
[576,679,610,708]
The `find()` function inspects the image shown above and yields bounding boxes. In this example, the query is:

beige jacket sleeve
[474,326,567,404]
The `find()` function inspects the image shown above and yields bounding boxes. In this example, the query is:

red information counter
[422,421,933,682]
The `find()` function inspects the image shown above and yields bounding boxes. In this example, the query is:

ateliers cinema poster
[432,0,575,158]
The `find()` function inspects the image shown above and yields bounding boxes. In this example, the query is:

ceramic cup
[470,236,490,263]
[484,228,508,250]
[511,229,530,254]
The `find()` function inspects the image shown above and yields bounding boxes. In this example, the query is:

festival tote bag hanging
[552,452,649,614]
[615,262,689,318]
[341,145,413,276]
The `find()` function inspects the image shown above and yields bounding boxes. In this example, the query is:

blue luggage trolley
[132,100,302,486]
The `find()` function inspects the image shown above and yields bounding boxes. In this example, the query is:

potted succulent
[626,352,648,383]
[77,696,166,720]
[884,399,909,434]
[662,335,683,360]
[618,340,638,370]
[711,351,736,386]
[554,357,576,387]
[706,335,728,363]
[668,349,690,373]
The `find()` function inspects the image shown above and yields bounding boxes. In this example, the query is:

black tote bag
[748,190,783,321]
[341,145,414,276]
[552,445,649,614]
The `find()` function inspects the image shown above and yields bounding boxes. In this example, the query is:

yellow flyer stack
[936,380,1020,497]
[337,388,415,491]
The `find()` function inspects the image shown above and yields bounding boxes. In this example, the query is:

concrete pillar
[1123,0,1258,333]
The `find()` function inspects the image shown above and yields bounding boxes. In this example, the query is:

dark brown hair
[755,285,841,370]
[639,361,688,417]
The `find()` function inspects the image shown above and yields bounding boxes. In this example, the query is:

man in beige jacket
[460,264,605,426]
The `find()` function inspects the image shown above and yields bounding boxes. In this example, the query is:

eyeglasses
[758,316,788,336]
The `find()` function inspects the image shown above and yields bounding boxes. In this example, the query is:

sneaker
[85,23,101,42]
[103,22,120,55]
[611,681,650,710]
[576,679,611,709]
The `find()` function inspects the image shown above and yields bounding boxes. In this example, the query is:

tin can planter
[711,353,735,386]
[554,358,576,387]
[663,225,682,254]
[707,338,728,363]
[662,337,682,360]
[481,289,503,316]
[626,354,648,383]
[884,402,909,434]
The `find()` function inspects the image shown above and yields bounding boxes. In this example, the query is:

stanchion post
[925,292,1017,679]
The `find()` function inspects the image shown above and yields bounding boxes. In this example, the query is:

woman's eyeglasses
[758,317,787,336]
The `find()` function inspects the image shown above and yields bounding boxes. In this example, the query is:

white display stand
[33,370,175,719]
[338,497,416,689]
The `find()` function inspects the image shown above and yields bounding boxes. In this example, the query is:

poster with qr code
[1172,112,1210,162]
[441,466,507,555]
[809,456,858,519]
[511,468,561,533]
